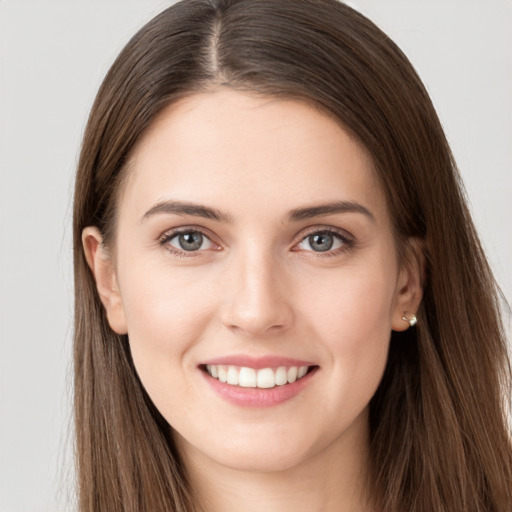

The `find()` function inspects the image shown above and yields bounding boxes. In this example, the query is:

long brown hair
[73,1,512,510]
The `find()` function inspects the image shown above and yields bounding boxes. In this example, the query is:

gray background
[0,1,510,510]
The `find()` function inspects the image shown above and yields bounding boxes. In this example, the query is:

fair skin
[83,89,423,512]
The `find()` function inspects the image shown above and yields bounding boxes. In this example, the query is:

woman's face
[85,89,419,475]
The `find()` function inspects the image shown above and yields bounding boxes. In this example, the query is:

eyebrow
[287,201,375,223]
[141,199,375,224]
[141,200,232,223]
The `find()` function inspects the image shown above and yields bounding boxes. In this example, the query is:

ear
[82,226,128,335]
[391,238,425,332]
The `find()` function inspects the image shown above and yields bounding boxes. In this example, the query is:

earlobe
[391,238,425,332]
[82,227,128,335]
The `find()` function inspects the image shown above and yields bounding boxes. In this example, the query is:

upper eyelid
[159,225,352,241]
[297,225,354,243]
[159,228,218,258]
[159,226,215,242]
[295,228,353,252]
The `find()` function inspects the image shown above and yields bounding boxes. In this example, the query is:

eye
[296,229,351,253]
[163,230,213,252]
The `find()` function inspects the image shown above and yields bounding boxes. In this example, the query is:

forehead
[119,89,387,225]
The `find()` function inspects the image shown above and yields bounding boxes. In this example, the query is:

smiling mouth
[202,364,316,389]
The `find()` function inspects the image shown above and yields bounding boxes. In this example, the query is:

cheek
[301,260,397,339]
[299,260,396,398]
[116,257,217,377]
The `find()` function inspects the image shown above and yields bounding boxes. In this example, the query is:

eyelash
[159,228,217,259]
[158,227,355,259]
[296,227,354,257]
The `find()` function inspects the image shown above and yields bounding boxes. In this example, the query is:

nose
[220,247,294,338]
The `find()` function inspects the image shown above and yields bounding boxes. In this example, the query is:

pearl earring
[402,312,417,327]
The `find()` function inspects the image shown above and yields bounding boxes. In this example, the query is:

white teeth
[257,368,275,388]
[275,366,288,385]
[227,366,239,385]
[287,366,298,383]
[239,367,256,387]
[218,366,228,383]
[298,366,308,379]
[205,364,311,388]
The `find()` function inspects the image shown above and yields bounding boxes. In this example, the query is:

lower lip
[200,367,318,407]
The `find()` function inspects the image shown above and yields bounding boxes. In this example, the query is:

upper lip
[200,354,316,369]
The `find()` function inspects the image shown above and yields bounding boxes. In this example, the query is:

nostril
[219,279,294,336]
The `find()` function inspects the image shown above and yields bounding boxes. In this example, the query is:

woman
[73,0,512,510]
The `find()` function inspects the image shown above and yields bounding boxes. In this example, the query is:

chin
[174,422,334,475]
[209,443,314,474]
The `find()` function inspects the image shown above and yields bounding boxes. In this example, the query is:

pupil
[310,233,333,252]
[179,232,203,251]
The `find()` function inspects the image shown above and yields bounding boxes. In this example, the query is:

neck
[177,410,377,512]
